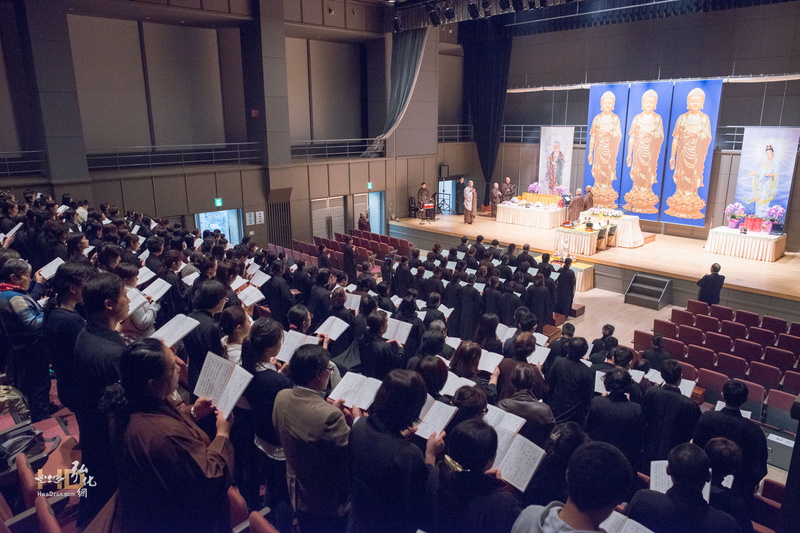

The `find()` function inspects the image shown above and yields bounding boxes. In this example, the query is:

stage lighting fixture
[393,13,403,32]
[512,0,525,10]
[482,0,491,16]
[444,1,455,20]
[468,0,480,18]
[499,0,511,10]
[427,4,441,26]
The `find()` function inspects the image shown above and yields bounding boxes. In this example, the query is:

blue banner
[659,79,722,227]
[584,84,630,209]
[619,82,674,222]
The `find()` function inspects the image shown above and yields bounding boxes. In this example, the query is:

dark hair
[660,358,682,385]
[330,287,347,309]
[287,304,310,332]
[612,346,632,369]
[450,387,487,427]
[603,336,619,351]
[426,292,441,309]
[547,422,589,457]
[668,443,711,488]
[418,331,445,358]
[101,338,168,423]
[562,322,575,337]
[192,280,227,310]
[567,337,588,361]
[511,332,536,362]
[240,317,284,374]
[146,236,165,253]
[377,281,390,297]
[115,262,139,282]
[511,364,539,392]
[651,333,663,349]
[519,311,537,332]
[603,368,632,394]
[288,344,330,387]
[219,306,247,337]
[0,258,31,283]
[47,263,92,312]
[359,294,377,317]
[316,268,331,286]
[96,243,122,268]
[474,314,499,349]
[447,419,497,472]
[602,324,615,337]
[372,369,427,432]
[83,272,124,317]
[161,249,183,273]
[450,341,481,379]
[704,438,742,482]
[367,310,388,335]
[418,356,448,396]
[567,442,632,513]
[723,380,748,408]
[711,263,721,273]
[66,232,87,257]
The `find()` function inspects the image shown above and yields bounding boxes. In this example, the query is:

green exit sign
[214,198,223,207]
[367,182,373,190]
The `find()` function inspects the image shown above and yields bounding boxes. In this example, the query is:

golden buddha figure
[665,87,712,219]
[587,91,622,208]
[623,89,664,214]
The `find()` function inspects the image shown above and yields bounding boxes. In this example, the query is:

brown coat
[85,400,233,533]
[498,390,556,448]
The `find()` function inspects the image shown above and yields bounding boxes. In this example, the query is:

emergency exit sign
[214,198,223,207]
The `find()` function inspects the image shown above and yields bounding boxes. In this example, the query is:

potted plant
[724,203,745,228]
[763,205,786,233]
[527,182,540,194]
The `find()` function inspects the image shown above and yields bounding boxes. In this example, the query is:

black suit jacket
[627,485,743,533]
[585,393,645,471]
[184,309,224,393]
[642,384,700,467]
[697,272,725,305]
[459,285,483,341]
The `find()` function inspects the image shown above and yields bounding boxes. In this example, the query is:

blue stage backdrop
[618,82,674,222]
[583,84,630,209]
[734,127,800,220]
[659,79,722,227]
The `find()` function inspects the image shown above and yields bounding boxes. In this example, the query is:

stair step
[625,293,664,310]
[632,274,670,288]
[629,283,665,298]
[642,232,657,245]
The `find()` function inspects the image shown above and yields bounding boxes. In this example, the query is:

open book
[239,285,265,307]
[138,249,150,263]
[526,345,551,366]
[246,262,261,276]
[125,287,148,318]
[151,314,200,347]
[441,372,475,397]
[143,278,171,303]
[4,222,23,240]
[40,258,65,280]
[193,352,253,418]
[416,299,427,310]
[230,275,248,291]
[275,329,319,363]
[390,295,403,306]
[492,428,546,492]
[445,337,461,350]
[249,270,271,288]
[328,372,382,410]
[496,323,517,344]
[182,272,199,286]
[415,396,457,440]
[533,332,549,346]
[600,512,654,533]
[484,404,525,434]
[650,460,710,502]
[478,350,504,373]
[314,316,350,341]
[137,267,155,286]
[345,293,361,311]
[438,304,454,318]
[474,282,486,293]
[384,317,412,344]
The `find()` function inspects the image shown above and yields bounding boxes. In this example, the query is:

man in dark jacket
[458,275,483,341]
[546,337,594,424]
[696,263,725,306]
[359,311,405,380]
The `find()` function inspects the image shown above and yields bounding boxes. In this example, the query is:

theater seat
[763,346,796,375]
[716,353,749,380]
[734,378,765,420]
[653,319,677,340]
[735,309,760,330]
[748,327,776,349]
[686,345,715,371]
[671,308,694,327]
[732,338,762,363]
[748,362,781,392]
[694,314,720,334]
[705,331,732,355]
[633,330,653,352]
[777,334,800,358]
[710,304,734,323]
[662,337,686,360]
[765,389,799,433]
[783,371,800,396]
[761,316,787,336]
[678,325,704,347]
[686,299,710,316]
[698,368,728,405]
[720,320,748,342]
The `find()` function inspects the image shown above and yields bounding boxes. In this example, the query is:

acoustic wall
[0,33,20,153]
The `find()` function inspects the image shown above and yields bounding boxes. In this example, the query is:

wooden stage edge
[388,213,800,303]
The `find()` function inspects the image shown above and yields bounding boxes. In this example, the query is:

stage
[388,212,800,310]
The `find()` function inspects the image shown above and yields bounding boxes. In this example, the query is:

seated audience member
[348,370,445,533]
[92,339,234,533]
[474,313,503,355]
[584,369,645,472]
[497,332,548,402]
[498,365,556,448]
[546,337,594,424]
[450,341,499,404]
[626,443,743,533]
[643,359,701,469]
[274,344,357,533]
[359,310,405,380]
[117,262,160,342]
[643,333,671,372]
[692,380,768,504]
[512,442,633,533]
[427,419,521,533]
[523,422,589,507]
[417,355,451,404]
[705,438,755,533]
[590,323,615,355]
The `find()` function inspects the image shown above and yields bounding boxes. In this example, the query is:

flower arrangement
[527,182,540,193]
[724,203,746,220]
[553,185,567,196]
[589,207,623,217]
[764,205,786,221]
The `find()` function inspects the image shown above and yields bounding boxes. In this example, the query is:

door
[194,209,242,244]
[311,197,345,240]
[438,180,456,214]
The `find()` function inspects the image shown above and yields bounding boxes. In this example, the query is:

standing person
[273,344,357,533]
[498,365,556,448]
[458,275,483,342]
[780,394,800,533]
[357,212,371,232]
[184,281,227,395]
[567,188,585,222]
[417,182,432,220]
[317,244,332,270]
[263,260,295,329]
[463,180,477,224]
[584,185,594,210]
[90,339,234,533]
[546,338,594,424]
[524,274,553,334]
[490,183,502,218]
[555,258,576,317]
[348,369,445,533]
[697,263,725,306]
[500,176,515,202]
[455,177,465,215]
[342,235,357,286]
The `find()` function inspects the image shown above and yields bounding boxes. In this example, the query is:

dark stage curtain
[463,36,512,204]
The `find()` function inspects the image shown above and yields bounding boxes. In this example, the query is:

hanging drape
[362,27,428,156]
[463,36,512,204]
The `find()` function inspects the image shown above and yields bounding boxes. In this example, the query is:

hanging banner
[538,126,575,195]
[734,127,800,218]
[619,82,674,221]
[584,84,630,208]
[659,79,722,227]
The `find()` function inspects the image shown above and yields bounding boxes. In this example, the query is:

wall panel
[154,175,189,216]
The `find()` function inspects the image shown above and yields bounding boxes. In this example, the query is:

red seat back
[686,299,710,316]
[663,337,687,360]
[633,330,654,352]
[676,361,698,381]
[686,344,715,370]
[763,346,796,374]
[777,334,800,357]
[735,309,760,329]
[716,352,749,380]
[784,370,800,396]
[654,319,678,340]
[721,320,748,341]
[749,327,776,349]
[733,378,765,420]
[671,308,695,327]
[705,331,732,354]
[698,368,729,404]
[380,234,390,245]
[761,316,787,336]
[710,304,734,322]
[732,338,763,363]
[678,325,705,347]
[789,322,800,338]
[694,314,720,334]
[748,361,782,392]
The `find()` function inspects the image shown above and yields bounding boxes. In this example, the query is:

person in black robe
[524,273,554,334]
[185,281,227,394]
[380,252,395,295]
[394,257,413,297]
[458,275,483,341]
[498,281,522,328]
[327,288,356,358]
[517,245,536,270]
[307,268,333,332]
[317,244,332,270]
[696,263,725,306]
[555,258,577,316]
[359,311,405,380]
[395,295,426,359]
[443,274,463,337]
[376,281,396,315]
[342,235,357,283]
[424,267,446,299]
[482,277,502,317]
[455,177,465,215]
[262,261,294,329]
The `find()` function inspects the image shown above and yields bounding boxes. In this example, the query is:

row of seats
[685,299,800,337]
[330,233,393,260]
[271,242,321,270]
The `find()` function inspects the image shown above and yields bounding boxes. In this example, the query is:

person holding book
[394,295,425,360]
[327,287,355,358]
[523,422,589,507]
[273,344,358,533]
[89,338,234,533]
[450,341,499,405]
[262,260,294,329]
[427,419,521,533]
[497,332,548,402]
[348,369,445,533]
[359,310,405,381]
[498,365,555,448]
[184,280,227,395]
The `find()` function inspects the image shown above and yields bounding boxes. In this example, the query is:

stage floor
[389,212,800,302]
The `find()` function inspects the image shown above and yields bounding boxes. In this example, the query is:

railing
[86,142,263,171]
[0,150,48,179]
[438,124,474,142]
[290,138,382,161]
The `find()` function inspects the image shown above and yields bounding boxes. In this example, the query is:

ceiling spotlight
[468,0,480,18]
[499,0,511,10]
[512,0,524,10]
[393,13,403,32]
[482,0,491,16]
[444,1,455,20]
[427,3,441,26]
